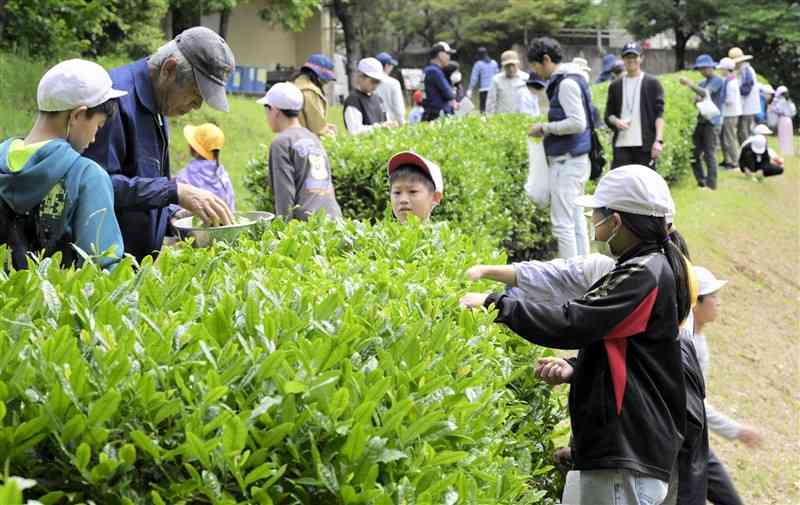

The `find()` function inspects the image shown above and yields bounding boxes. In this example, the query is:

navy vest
[344,90,387,129]
[543,73,592,157]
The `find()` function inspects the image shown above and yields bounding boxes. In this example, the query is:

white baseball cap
[716,57,736,71]
[759,84,775,96]
[357,58,385,82]
[37,59,127,112]
[693,266,728,296]
[750,134,767,154]
[752,124,772,135]
[256,82,303,111]
[575,164,673,217]
[775,85,788,97]
[388,151,444,195]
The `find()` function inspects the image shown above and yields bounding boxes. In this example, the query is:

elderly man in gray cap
[85,27,236,261]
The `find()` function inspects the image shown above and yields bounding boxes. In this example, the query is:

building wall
[201,1,335,70]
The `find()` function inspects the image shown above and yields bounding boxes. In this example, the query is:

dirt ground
[670,147,800,503]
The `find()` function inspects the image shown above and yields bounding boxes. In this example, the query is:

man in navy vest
[528,37,591,259]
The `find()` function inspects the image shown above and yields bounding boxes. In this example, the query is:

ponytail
[667,228,691,260]
[616,211,692,324]
[212,149,220,169]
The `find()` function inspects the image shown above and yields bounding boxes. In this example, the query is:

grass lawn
[667,142,799,504]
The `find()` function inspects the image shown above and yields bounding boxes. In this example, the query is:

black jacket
[677,336,709,505]
[604,74,665,152]
[484,243,686,481]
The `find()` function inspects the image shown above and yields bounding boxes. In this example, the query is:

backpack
[0,180,75,270]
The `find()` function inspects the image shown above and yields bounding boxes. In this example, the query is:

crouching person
[0,59,126,270]
[739,134,784,179]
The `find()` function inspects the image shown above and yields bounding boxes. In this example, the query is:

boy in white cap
[692,265,761,505]
[717,57,742,170]
[0,59,126,270]
[387,151,444,223]
[343,58,398,135]
[258,82,342,221]
[462,165,691,505]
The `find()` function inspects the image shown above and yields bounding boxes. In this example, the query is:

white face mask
[591,214,620,257]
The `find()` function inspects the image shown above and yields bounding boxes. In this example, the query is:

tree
[621,0,720,70]
[703,0,800,114]
[169,0,241,37]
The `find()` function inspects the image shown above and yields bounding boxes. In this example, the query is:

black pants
[692,122,719,189]
[611,146,655,170]
[707,449,744,505]
[479,90,488,113]
[421,109,441,122]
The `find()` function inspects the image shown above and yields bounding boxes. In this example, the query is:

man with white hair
[85,27,236,261]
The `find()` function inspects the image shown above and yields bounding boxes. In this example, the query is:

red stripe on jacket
[604,287,659,414]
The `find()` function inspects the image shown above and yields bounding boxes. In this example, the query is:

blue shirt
[0,139,124,269]
[468,58,499,92]
[83,59,179,262]
[700,75,724,126]
[423,64,455,115]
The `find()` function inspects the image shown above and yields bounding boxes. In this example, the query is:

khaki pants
[721,117,740,167]
[737,114,755,146]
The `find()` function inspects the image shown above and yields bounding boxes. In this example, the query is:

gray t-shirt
[269,126,342,220]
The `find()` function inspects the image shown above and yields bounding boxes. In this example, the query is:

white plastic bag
[525,138,550,206]
[455,96,474,116]
[697,91,720,121]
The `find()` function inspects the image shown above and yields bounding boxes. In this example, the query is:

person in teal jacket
[0,59,126,270]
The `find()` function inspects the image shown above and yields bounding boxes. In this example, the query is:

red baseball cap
[388,151,444,194]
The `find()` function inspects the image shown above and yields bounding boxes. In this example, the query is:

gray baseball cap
[175,27,235,112]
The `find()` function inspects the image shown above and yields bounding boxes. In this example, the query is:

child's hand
[460,292,488,309]
[466,265,486,281]
[535,357,574,385]
[737,425,763,448]
[679,77,690,86]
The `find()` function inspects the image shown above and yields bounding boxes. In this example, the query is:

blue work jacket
[84,59,178,261]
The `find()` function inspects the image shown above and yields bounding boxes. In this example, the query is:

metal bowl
[172,211,274,247]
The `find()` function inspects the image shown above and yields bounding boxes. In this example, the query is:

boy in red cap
[387,151,443,223]
[408,90,425,124]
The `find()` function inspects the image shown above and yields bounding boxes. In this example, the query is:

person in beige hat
[485,50,529,115]
[728,47,760,146]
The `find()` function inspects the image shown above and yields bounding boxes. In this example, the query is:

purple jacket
[171,159,236,213]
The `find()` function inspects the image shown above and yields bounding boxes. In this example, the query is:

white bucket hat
[716,58,736,71]
[693,266,728,296]
[37,59,127,112]
[750,135,767,154]
[357,57,386,81]
[575,164,674,217]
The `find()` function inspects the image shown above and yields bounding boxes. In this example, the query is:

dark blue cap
[376,52,398,66]
[303,53,336,81]
[621,42,641,56]
[693,54,716,69]
[601,54,617,72]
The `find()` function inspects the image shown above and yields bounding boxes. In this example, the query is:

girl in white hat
[461,165,693,505]
[772,86,796,156]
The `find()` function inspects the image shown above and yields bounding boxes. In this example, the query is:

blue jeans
[578,469,668,505]
[548,154,590,259]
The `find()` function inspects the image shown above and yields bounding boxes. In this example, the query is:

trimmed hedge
[0,217,563,504]
[245,115,557,263]
[246,72,699,261]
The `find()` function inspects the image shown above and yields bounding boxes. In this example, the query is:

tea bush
[245,115,558,263]
[246,73,697,262]
[0,217,564,504]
